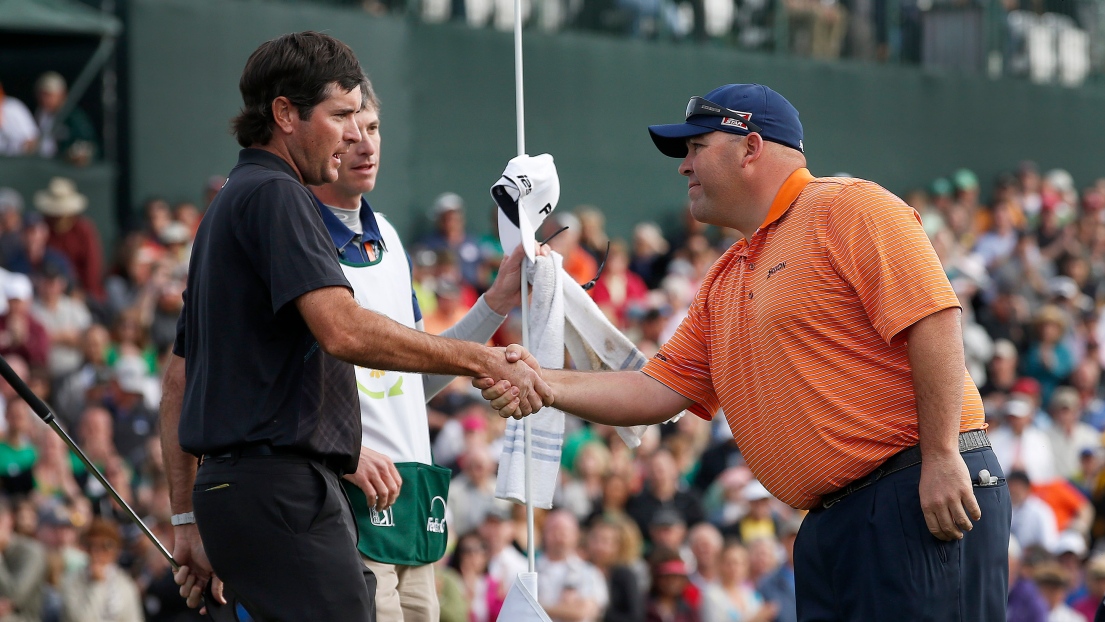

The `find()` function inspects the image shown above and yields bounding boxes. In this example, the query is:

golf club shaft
[0,354,179,570]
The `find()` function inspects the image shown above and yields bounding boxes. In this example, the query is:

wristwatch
[171,512,196,526]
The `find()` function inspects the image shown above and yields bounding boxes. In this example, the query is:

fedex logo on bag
[427,496,447,534]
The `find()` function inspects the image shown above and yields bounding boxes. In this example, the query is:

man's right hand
[343,446,402,511]
[482,344,553,419]
[173,523,225,609]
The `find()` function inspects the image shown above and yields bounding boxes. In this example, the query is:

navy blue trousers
[794,447,1011,622]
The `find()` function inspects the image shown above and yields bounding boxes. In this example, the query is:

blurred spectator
[1045,386,1101,479]
[0,399,37,496]
[1009,535,1050,622]
[34,179,104,301]
[585,517,644,622]
[991,395,1057,483]
[538,510,608,622]
[0,189,24,263]
[629,223,669,291]
[32,431,84,505]
[975,199,1022,270]
[436,554,468,622]
[626,449,704,542]
[783,0,847,59]
[419,193,483,289]
[541,213,598,288]
[757,517,800,622]
[1023,305,1077,405]
[59,518,142,622]
[4,212,76,287]
[687,522,722,591]
[480,506,527,596]
[1010,470,1060,553]
[645,547,698,622]
[103,240,160,328]
[32,263,92,380]
[54,324,111,426]
[0,83,38,156]
[701,540,776,622]
[746,536,779,586]
[448,444,509,537]
[557,442,611,521]
[33,72,97,167]
[981,338,1021,399]
[1072,555,1105,620]
[102,355,158,468]
[448,531,502,622]
[726,480,782,543]
[591,240,649,328]
[648,508,689,561]
[0,496,47,621]
[423,275,471,335]
[0,272,50,368]
[1033,561,1085,622]
[576,206,610,264]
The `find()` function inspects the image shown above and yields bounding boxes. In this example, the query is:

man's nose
[344,118,361,144]
[678,153,693,176]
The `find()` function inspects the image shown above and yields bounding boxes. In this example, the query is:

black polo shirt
[173,148,360,471]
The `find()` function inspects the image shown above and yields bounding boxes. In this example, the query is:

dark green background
[128,0,1105,240]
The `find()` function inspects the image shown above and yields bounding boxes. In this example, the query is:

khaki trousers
[362,557,440,622]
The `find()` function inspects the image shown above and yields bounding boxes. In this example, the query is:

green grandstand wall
[129,0,1105,240]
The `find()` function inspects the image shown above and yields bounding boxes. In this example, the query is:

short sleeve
[641,288,720,420]
[235,180,351,313]
[823,182,960,344]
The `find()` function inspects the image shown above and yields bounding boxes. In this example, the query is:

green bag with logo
[343,462,450,565]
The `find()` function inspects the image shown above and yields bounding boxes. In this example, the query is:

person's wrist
[483,290,510,316]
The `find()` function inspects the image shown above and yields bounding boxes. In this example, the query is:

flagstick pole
[512,0,537,577]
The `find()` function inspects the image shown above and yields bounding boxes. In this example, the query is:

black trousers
[193,454,376,622]
[795,446,1011,621]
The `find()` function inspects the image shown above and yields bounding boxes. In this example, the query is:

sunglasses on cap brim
[685,96,763,134]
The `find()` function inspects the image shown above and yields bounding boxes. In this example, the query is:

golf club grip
[203,581,238,621]
[0,354,54,424]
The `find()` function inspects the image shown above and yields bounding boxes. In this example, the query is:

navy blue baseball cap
[648,84,804,158]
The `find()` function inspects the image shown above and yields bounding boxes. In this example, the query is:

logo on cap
[720,112,752,130]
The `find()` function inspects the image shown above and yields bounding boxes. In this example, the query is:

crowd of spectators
[0,72,99,166]
[0,157,1101,621]
[350,0,1105,83]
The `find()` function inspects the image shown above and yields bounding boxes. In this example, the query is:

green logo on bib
[357,369,405,400]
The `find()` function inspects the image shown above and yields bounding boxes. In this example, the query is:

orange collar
[758,168,814,231]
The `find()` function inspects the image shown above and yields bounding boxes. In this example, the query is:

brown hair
[231,31,370,148]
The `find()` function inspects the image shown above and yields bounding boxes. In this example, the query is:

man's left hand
[918,451,981,541]
[343,446,402,511]
[483,243,551,315]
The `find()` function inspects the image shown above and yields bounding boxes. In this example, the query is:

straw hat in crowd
[34,177,87,217]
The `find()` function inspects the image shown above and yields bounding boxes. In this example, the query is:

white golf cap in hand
[491,153,560,262]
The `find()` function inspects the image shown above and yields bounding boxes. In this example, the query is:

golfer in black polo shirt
[159,32,551,621]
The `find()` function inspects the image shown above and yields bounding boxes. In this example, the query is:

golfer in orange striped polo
[478,84,1011,621]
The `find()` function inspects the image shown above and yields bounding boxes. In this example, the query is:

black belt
[819,429,991,510]
[201,444,348,475]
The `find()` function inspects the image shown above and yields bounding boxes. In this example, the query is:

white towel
[496,252,676,508]
[495,253,566,509]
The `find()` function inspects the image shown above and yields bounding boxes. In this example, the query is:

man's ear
[742,133,765,167]
[271,96,296,135]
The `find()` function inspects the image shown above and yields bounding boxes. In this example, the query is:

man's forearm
[544,369,691,427]
[298,288,497,378]
[908,308,966,457]
[424,296,506,399]
[160,354,197,513]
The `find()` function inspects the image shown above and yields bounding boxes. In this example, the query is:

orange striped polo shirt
[643,168,985,510]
